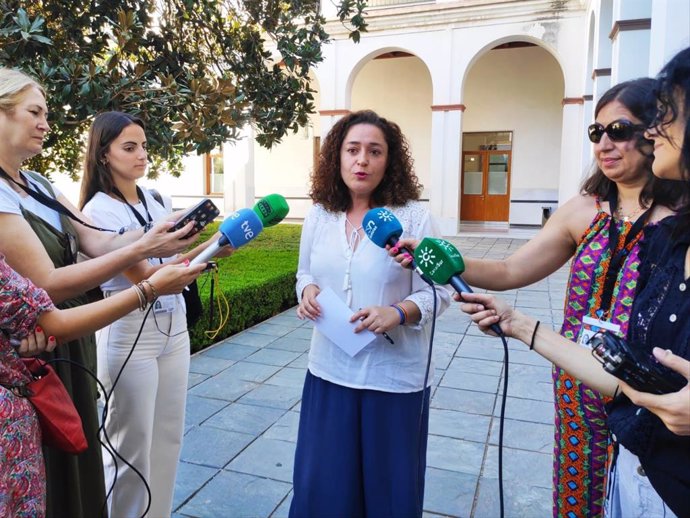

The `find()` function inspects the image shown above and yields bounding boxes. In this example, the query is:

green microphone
[414,237,503,334]
[252,194,290,227]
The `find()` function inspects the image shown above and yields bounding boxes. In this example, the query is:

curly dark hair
[581,78,680,210]
[310,110,422,212]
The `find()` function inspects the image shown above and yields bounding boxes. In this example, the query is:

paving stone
[264,367,307,388]
[439,370,500,394]
[249,322,296,337]
[202,342,259,361]
[288,353,309,369]
[429,408,491,443]
[227,437,296,482]
[426,435,486,476]
[172,461,218,511]
[431,387,496,416]
[221,361,281,383]
[187,371,210,389]
[226,330,280,348]
[282,327,314,340]
[488,418,553,454]
[245,348,302,367]
[263,411,300,443]
[423,467,477,518]
[493,396,553,425]
[184,394,228,429]
[265,336,311,353]
[180,425,255,468]
[205,402,286,435]
[189,354,234,375]
[178,469,291,518]
[481,445,552,488]
[473,474,551,518]
[188,372,257,402]
[446,356,504,377]
[237,383,303,410]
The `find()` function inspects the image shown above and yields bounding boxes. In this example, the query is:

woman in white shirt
[79,111,227,518]
[291,110,450,518]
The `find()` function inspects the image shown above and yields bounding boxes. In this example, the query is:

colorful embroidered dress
[0,257,54,518]
[554,199,648,518]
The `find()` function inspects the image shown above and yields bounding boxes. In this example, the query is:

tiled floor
[173,236,569,518]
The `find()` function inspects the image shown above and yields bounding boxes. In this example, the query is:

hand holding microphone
[413,237,504,336]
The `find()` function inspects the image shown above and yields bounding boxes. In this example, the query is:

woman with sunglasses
[0,68,201,518]
[392,78,680,518]
[459,47,690,518]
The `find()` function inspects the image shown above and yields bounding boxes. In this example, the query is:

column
[429,105,463,236]
[558,99,585,205]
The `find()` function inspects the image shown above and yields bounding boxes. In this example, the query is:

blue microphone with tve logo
[190,207,263,266]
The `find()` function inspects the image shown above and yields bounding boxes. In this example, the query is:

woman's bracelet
[131,283,148,311]
[390,304,405,325]
[140,279,159,301]
[391,304,408,326]
[529,320,541,350]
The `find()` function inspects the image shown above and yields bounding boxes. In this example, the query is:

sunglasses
[587,120,646,144]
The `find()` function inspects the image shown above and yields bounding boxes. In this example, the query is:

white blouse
[82,189,175,293]
[296,201,451,393]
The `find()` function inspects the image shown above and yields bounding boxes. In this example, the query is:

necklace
[615,198,645,222]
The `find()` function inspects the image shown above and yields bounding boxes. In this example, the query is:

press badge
[578,315,620,348]
[153,295,177,314]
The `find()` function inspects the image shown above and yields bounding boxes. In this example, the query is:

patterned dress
[553,199,649,518]
[0,256,55,518]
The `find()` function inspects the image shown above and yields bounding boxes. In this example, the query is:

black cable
[97,305,154,518]
[496,332,509,518]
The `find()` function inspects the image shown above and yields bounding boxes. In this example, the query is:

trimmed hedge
[187,222,301,352]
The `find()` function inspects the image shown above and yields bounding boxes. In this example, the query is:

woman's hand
[619,347,690,436]
[136,220,199,259]
[297,284,321,320]
[146,261,206,296]
[16,327,58,357]
[351,305,399,334]
[458,291,518,337]
[387,238,419,268]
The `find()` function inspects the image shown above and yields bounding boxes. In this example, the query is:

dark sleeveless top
[18,172,107,518]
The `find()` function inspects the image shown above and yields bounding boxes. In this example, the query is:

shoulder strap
[148,188,164,207]
[0,167,115,233]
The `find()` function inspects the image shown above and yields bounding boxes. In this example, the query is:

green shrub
[187,222,301,352]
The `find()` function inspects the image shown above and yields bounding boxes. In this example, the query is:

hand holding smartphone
[169,199,220,239]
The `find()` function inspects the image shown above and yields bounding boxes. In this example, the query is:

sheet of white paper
[314,287,377,357]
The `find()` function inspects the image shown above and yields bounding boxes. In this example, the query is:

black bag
[148,190,203,327]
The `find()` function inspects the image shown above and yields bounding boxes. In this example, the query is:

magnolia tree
[0,0,367,178]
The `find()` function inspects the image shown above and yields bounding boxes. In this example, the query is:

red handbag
[20,358,88,454]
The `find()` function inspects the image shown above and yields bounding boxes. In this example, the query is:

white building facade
[57,0,689,235]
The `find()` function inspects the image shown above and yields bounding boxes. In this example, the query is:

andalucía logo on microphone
[418,246,437,269]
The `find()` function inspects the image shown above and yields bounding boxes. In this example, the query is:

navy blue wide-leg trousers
[289,370,430,518]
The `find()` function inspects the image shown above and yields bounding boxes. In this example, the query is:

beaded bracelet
[390,304,405,325]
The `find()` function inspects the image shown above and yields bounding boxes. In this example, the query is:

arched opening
[460,41,565,225]
[350,50,434,199]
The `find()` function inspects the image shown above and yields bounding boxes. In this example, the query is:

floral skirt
[0,386,45,518]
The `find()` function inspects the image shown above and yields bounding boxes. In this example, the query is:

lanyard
[599,187,653,315]
[0,166,114,233]
[111,186,153,228]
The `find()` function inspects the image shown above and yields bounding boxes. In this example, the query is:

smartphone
[169,199,220,239]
